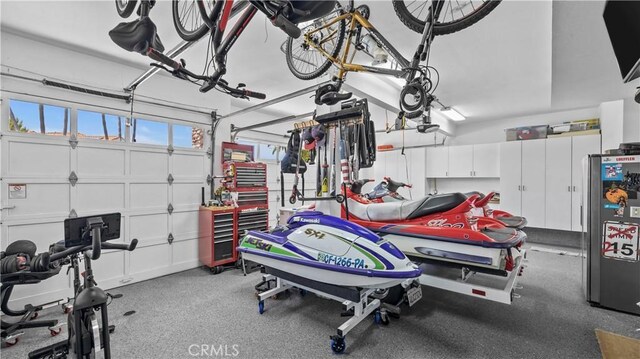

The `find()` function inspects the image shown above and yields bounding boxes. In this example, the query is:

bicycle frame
[306,10,410,80]
[302,1,445,83]
[198,0,294,91]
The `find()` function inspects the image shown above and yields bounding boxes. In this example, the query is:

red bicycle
[110,0,336,99]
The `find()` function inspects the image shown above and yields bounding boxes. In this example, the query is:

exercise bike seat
[109,16,165,54]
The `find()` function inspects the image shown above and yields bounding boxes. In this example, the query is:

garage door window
[8,99,69,136]
[77,110,125,142]
[173,124,204,149]
[132,118,168,146]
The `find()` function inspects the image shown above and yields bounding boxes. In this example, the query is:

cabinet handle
[518,185,521,191]
[470,170,473,176]
[568,186,571,192]
[573,186,576,192]
[522,185,526,191]
[446,171,448,177]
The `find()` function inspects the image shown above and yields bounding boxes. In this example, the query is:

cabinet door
[545,137,572,230]
[426,146,449,177]
[448,145,474,177]
[521,139,546,228]
[499,141,522,216]
[571,135,601,231]
[473,143,500,177]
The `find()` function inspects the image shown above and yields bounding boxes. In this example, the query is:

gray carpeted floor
[2,246,639,358]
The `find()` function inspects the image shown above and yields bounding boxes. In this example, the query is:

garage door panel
[130,213,168,244]
[173,153,204,178]
[90,251,125,283]
[172,183,203,206]
[8,184,69,218]
[130,151,168,177]
[10,273,70,303]
[172,238,198,265]
[130,183,168,209]
[172,210,198,239]
[77,183,125,213]
[77,147,125,176]
[5,221,64,251]
[8,141,69,176]
[130,244,171,274]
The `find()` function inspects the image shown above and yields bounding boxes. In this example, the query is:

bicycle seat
[109,17,165,54]
[286,1,337,23]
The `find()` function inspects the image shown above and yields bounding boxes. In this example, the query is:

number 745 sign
[602,222,640,262]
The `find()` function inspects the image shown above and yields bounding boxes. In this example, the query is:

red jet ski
[365,177,527,229]
[465,191,527,229]
[342,180,526,276]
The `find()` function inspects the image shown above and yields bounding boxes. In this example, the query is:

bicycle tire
[392,0,501,35]
[115,0,137,18]
[196,0,220,31]
[173,0,211,41]
[285,9,346,81]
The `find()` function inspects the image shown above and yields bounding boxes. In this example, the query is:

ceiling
[1,0,638,127]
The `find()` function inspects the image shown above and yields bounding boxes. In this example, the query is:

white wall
[451,107,599,145]
[623,97,640,143]
[599,100,624,152]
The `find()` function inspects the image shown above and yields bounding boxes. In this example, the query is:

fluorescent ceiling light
[441,107,466,122]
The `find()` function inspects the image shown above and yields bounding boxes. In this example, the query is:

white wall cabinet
[426,146,449,178]
[427,143,500,178]
[521,140,546,227]
[545,137,572,230]
[499,141,523,216]
[448,145,474,177]
[473,143,500,177]
[571,135,601,231]
[500,140,546,227]
[500,134,600,231]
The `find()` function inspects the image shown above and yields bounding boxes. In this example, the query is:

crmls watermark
[188,344,240,357]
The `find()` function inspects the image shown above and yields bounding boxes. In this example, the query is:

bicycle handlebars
[147,48,266,100]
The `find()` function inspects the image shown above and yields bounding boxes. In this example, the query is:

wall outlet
[630,207,640,218]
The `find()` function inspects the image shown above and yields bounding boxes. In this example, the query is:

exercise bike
[29,213,138,359]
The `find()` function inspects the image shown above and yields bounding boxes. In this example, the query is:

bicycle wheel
[115,0,137,18]
[393,0,501,35]
[172,0,212,41]
[285,7,346,81]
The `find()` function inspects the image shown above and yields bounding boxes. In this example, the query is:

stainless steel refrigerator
[583,153,640,315]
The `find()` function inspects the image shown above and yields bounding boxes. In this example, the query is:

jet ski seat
[407,193,468,219]
[348,193,467,222]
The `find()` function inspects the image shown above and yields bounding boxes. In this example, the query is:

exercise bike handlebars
[50,239,138,263]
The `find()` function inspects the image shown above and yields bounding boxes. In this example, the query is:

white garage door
[1,97,210,307]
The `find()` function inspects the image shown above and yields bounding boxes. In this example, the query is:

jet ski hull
[238,212,422,289]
